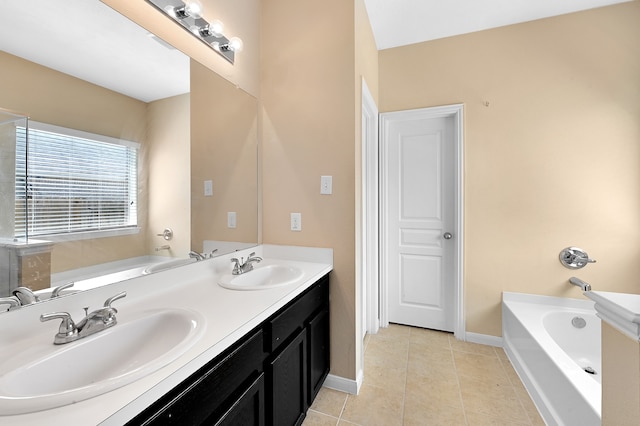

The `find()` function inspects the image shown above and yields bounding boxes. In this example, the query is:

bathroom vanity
[0,245,332,426]
[128,273,330,425]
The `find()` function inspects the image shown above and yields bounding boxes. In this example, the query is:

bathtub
[48,256,195,293]
[502,292,601,426]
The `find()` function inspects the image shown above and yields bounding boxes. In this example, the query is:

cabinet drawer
[267,275,328,352]
[130,328,265,425]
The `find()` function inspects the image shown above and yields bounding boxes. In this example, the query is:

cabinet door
[269,329,307,426]
[213,373,265,426]
[307,307,330,404]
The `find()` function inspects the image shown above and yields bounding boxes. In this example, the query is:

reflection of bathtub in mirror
[45,256,197,295]
[203,241,259,257]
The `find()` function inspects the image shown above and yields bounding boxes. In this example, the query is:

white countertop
[585,290,640,341]
[0,245,333,425]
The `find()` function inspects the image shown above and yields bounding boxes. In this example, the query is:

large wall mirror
[0,0,258,307]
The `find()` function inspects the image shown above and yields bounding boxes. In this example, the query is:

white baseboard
[323,369,363,395]
[464,332,503,347]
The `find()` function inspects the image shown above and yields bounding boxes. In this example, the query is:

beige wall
[101,0,261,97]
[379,2,640,337]
[0,50,150,272]
[190,60,258,252]
[261,0,358,379]
[147,94,191,257]
[602,322,640,425]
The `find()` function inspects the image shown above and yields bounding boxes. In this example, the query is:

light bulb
[208,20,224,38]
[184,1,203,19]
[200,20,224,38]
[228,37,243,52]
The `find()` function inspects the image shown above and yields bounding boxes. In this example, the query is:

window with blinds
[15,122,138,239]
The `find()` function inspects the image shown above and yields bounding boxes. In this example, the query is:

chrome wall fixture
[145,0,243,64]
[559,246,596,269]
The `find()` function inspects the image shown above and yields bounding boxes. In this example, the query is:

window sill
[33,227,141,243]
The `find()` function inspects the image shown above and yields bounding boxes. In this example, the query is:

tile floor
[303,324,545,426]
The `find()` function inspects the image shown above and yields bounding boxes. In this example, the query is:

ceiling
[0,0,631,102]
[0,0,189,103]
[363,0,632,50]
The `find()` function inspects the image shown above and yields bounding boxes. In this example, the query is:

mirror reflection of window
[16,122,139,240]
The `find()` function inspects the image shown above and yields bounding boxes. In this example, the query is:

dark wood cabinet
[268,329,307,426]
[307,307,330,404]
[214,373,265,426]
[127,273,330,426]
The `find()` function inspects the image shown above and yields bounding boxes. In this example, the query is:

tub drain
[572,316,587,328]
[584,366,597,375]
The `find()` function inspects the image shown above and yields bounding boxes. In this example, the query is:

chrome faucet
[11,282,75,307]
[0,296,21,311]
[12,287,40,305]
[188,250,206,261]
[569,277,592,292]
[40,291,127,344]
[51,282,75,298]
[231,252,263,275]
[189,249,218,261]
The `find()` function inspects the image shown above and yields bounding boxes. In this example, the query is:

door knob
[443,232,453,240]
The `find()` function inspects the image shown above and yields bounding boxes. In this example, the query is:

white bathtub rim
[502,293,601,425]
[503,296,601,405]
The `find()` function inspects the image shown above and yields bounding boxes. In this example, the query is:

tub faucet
[569,277,591,292]
[40,291,127,344]
[231,252,263,275]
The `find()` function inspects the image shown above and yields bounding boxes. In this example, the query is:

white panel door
[383,112,455,331]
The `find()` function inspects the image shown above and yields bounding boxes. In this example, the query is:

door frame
[361,79,379,335]
[379,104,465,339]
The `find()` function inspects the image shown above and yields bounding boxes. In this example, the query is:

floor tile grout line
[449,334,471,426]
[336,388,349,424]
[496,353,535,425]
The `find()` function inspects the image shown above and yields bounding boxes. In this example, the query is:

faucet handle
[40,312,77,338]
[0,296,21,311]
[103,291,127,309]
[51,282,75,298]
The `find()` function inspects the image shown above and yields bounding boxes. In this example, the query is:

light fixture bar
[144,0,241,64]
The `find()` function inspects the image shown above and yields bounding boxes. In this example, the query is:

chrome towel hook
[559,247,596,269]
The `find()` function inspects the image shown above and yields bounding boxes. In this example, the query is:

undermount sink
[218,264,304,290]
[0,308,205,415]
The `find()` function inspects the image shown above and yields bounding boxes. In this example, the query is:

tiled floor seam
[450,346,471,426]
[496,352,535,425]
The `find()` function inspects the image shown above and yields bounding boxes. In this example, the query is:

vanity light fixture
[145,0,243,64]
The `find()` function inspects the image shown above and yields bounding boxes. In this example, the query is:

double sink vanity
[0,245,333,425]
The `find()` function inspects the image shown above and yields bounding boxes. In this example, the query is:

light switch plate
[228,212,237,228]
[320,176,332,195]
[290,213,302,231]
[204,180,213,196]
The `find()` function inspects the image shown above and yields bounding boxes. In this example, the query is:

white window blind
[15,122,138,239]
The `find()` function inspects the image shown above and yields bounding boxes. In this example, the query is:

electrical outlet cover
[290,213,302,231]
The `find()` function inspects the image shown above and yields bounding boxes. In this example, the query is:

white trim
[26,120,140,149]
[361,78,380,335]
[464,332,503,347]
[379,104,465,338]
[38,227,141,242]
[322,371,363,395]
